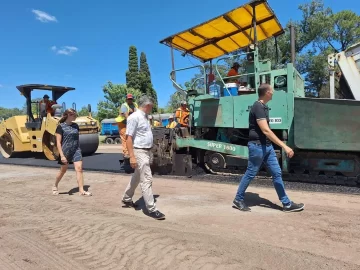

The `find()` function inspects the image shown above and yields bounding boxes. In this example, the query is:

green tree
[77,106,90,117]
[165,91,186,113]
[139,52,158,112]
[0,107,24,120]
[125,46,141,90]
[96,81,142,122]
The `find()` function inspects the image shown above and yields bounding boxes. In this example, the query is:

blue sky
[0,0,358,111]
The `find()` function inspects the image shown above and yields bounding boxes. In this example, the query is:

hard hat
[43,94,50,99]
[148,115,153,119]
[169,114,174,119]
[180,100,187,105]
[126,93,134,99]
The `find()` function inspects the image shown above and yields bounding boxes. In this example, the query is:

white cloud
[51,46,79,56]
[32,9,57,23]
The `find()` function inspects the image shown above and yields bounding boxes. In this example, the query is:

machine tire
[105,137,114,144]
[114,137,121,144]
[42,131,59,161]
[0,131,14,158]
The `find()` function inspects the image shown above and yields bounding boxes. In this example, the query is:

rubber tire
[105,138,114,144]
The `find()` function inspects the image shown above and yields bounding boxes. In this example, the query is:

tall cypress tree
[125,46,141,90]
[139,52,158,112]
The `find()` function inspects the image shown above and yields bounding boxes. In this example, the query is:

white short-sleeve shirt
[125,109,153,148]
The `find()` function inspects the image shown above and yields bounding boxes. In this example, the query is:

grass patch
[99,135,106,143]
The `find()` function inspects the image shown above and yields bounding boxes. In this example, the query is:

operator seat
[52,104,63,118]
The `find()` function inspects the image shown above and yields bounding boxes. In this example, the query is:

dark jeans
[235,142,291,206]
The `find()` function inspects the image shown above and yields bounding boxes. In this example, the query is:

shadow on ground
[240,192,283,211]
[58,185,91,195]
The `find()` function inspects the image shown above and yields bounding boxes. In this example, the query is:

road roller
[0,84,100,160]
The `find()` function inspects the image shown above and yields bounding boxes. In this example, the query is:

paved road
[1,150,360,195]
[0,152,124,173]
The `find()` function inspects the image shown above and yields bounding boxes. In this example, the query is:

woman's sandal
[79,191,92,196]
[52,186,59,195]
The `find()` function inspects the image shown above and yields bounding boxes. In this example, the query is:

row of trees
[96,46,159,122]
[165,0,360,111]
[0,103,91,120]
[1,46,159,122]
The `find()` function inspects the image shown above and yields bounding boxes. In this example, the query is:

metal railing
[169,65,206,94]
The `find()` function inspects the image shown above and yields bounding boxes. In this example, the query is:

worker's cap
[180,101,187,105]
[126,93,134,99]
[43,94,50,99]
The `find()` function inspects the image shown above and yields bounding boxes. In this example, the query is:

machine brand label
[269,117,282,124]
[207,142,236,152]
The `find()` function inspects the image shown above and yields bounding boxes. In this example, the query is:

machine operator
[116,93,138,160]
[226,62,240,83]
[148,115,161,127]
[175,101,190,127]
[39,94,57,117]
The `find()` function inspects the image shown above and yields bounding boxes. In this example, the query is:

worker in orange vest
[175,101,190,127]
[39,94,57,117]
[226,62,240,83]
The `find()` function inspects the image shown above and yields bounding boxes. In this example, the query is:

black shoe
[148,210,165,220]
[122,200,138,208]
[232,199,251,211]
[283,201,305,212]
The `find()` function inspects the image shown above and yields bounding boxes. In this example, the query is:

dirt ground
[0,164,360,270]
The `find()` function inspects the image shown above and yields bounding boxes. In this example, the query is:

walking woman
[52,108,92,196]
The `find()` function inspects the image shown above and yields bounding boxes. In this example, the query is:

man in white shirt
[121,95,165,220]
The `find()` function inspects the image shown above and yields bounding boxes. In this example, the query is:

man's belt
[134,147,152,150]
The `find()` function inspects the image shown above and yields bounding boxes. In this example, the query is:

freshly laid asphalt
[1,150,360,195]
[0,152,124,173]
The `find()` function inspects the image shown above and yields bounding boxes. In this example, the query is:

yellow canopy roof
[160,0,284,62]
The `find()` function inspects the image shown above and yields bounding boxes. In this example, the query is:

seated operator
[166,115,177,128]
[226,62,240,83]
[39,94,57,117]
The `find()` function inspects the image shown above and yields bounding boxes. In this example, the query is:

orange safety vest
[175,107,190,127]
[40,100,57,114]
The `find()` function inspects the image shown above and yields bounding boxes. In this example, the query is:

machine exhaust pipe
[290,23,296,64]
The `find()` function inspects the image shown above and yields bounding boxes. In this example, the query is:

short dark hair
[258,83,271,97]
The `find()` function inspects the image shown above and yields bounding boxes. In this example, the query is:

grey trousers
[122,148,157,213]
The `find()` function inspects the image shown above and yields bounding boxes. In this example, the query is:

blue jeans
[235,142,291,206]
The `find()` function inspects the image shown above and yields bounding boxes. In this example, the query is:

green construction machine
[150,0,360,186]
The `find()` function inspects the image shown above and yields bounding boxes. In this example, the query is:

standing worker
[232,83,304,213]
[175,101,190,127]
[121,95,165,220]
[115,93,138,166]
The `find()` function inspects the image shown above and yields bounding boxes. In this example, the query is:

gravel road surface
[0,164,360,269]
